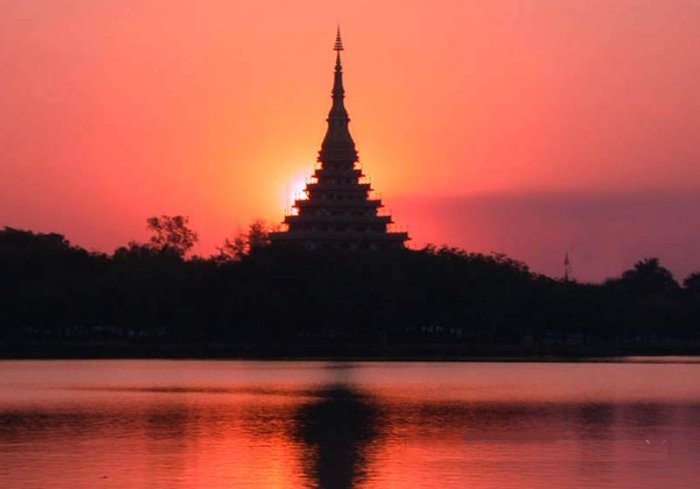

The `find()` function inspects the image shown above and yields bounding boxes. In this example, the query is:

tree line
[1,216,698,356]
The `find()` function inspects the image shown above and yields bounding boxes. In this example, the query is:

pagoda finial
[334,25,344,51]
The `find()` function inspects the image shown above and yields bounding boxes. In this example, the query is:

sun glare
[280,170,311,215]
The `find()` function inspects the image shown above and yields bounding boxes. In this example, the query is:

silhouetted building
[269,29,409,250]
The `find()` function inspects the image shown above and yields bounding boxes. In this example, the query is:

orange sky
[1,0,699,280]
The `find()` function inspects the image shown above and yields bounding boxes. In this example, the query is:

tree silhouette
[145,215,198,258]
[216,220,272,262]
[684,272,700,292]
[615,258,679,296]
[247,220,272,251]
[216,234,247,262]
[2,223,699,354]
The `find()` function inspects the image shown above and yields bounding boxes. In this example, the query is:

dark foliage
[1,225,698,354]
[684,272,700,292]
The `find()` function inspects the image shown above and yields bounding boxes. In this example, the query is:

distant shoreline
[2,342,699,362]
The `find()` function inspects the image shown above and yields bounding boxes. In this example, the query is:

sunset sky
[1,0,698,281]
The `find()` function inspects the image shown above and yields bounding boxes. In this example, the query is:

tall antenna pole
[564,252,573,282]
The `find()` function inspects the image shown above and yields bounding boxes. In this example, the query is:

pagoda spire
[319,26,357,163]
[268,28,409,251]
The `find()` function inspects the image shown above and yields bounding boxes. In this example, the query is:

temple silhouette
[269,29,409,251]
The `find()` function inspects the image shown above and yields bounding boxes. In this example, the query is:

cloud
[392,189,700,282]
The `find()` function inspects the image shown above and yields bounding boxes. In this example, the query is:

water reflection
[294,383,383,489]
[2,360,700,488]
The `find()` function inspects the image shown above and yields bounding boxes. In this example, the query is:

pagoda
[269,29,409,250]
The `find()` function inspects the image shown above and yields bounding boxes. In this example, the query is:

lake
[1,359,699,488]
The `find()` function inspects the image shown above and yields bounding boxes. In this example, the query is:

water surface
[1,360,699,488]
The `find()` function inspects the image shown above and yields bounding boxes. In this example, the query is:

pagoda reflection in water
[269,29,409,251]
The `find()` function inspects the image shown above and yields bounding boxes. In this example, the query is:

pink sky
[1,0,698,281]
